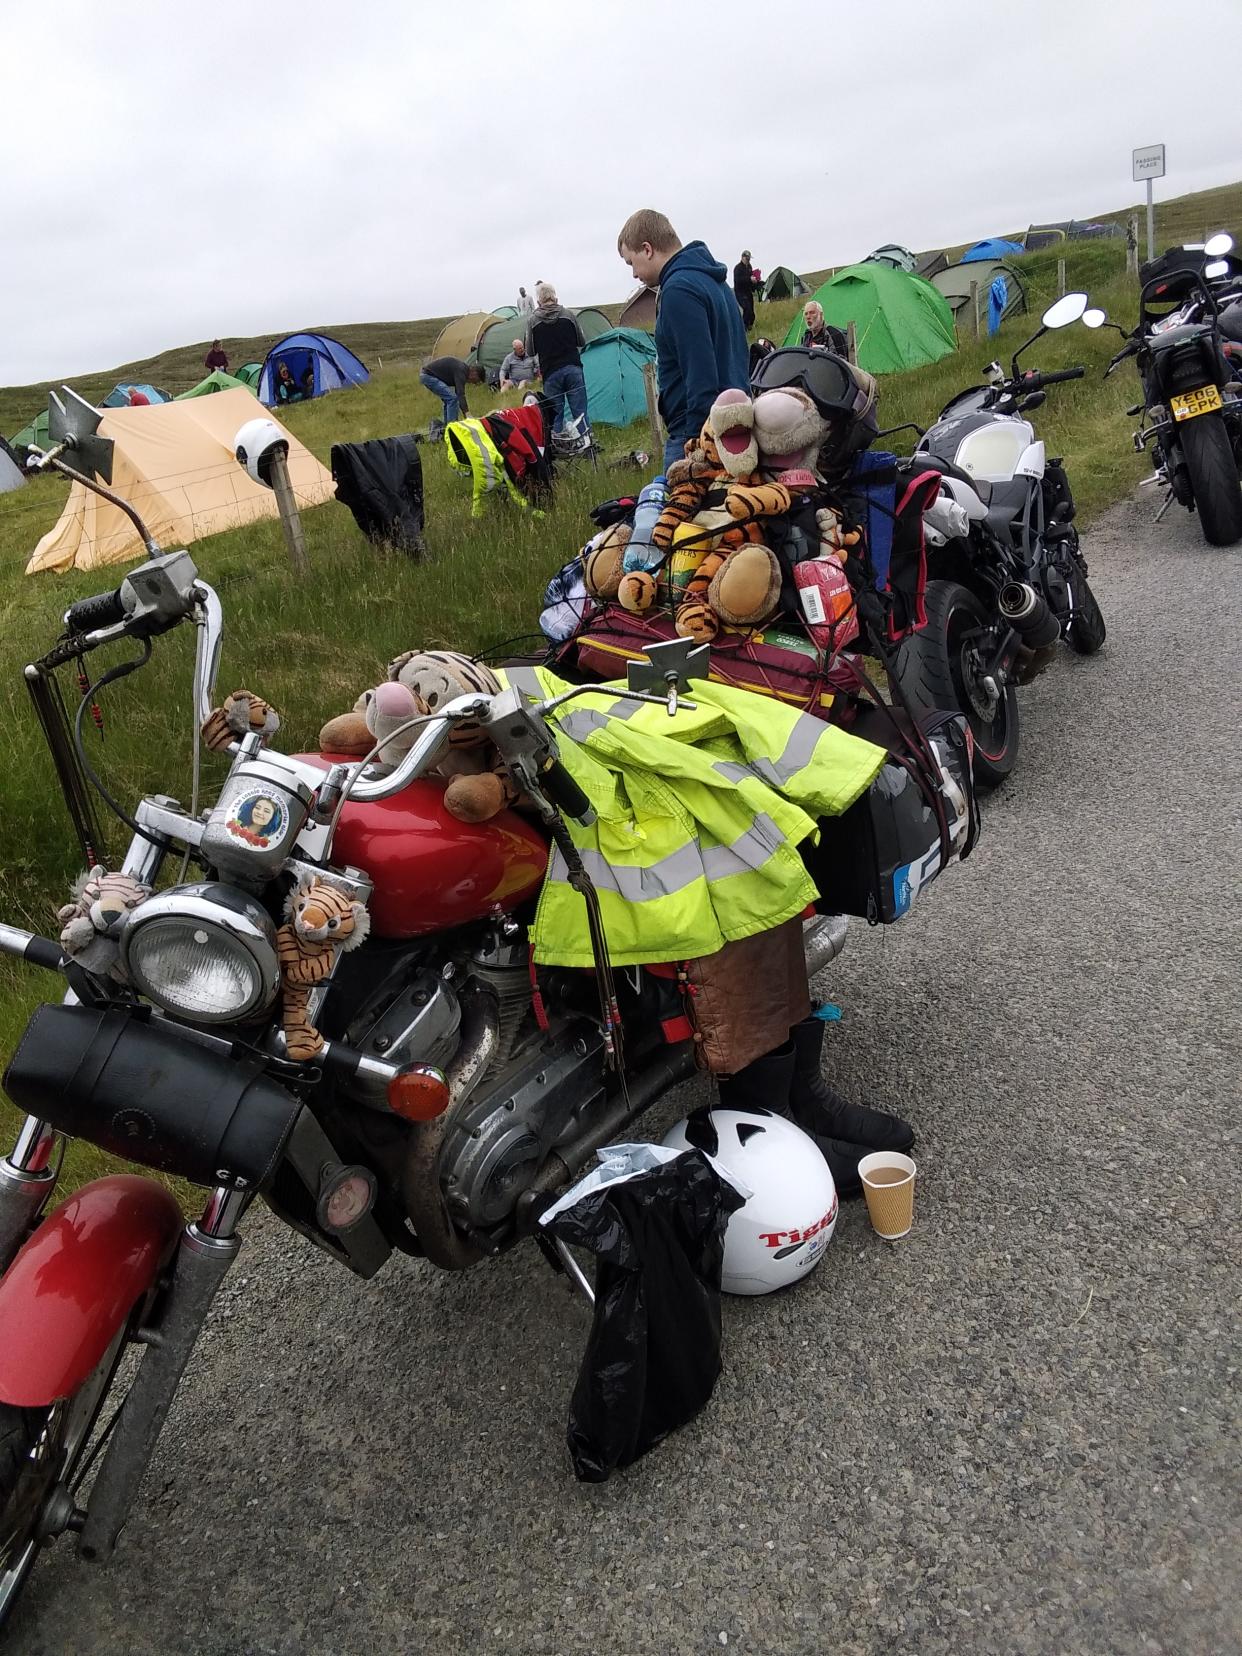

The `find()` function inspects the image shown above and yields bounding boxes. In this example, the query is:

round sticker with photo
[225,790,287,849]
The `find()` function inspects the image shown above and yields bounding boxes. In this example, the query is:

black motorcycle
[1096,233,1242,547]
[890,292,1105,786]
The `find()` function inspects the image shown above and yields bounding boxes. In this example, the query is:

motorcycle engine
[439,1017,606,1232]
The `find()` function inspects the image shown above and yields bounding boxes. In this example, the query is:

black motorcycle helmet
[750,346,879,475]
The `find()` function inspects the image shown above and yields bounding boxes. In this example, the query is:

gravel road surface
[9,491,1240,1656]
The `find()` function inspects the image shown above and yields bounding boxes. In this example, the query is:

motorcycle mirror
[1082,309,1107,329]
[1205,260,1230,280]
[1204,232,1235,258]
[1041,292,1089,330]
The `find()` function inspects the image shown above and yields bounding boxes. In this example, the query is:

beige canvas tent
[26,388,334,575]
[430,312,503,361]
[618,285,657,330]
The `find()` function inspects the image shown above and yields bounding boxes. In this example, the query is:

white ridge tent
[26,388,334,574]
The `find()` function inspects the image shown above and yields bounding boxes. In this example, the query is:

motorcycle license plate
[1170,385,1223,421]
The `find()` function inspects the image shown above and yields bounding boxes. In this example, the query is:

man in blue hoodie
[618,209,750,471]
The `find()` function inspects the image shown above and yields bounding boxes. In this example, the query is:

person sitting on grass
[500,339,538,390]
[275,361,303,405]
[801,301,849,356]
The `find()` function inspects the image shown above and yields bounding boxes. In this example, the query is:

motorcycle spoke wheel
[0,1325,130,1628]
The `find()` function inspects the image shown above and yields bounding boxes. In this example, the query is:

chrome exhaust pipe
[803,913,849,978]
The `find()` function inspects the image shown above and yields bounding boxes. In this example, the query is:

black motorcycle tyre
[1066,558,1107,655]
[890,579,1020,788]
[1180,414,1242,546]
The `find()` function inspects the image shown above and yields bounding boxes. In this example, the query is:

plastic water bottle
[622,476,668,572]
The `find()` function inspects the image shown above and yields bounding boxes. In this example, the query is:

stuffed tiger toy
[627,393,790,640]
[277,876,371,1062]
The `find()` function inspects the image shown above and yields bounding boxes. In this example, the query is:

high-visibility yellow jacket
[499,667,887,967]
[444,418,533,518]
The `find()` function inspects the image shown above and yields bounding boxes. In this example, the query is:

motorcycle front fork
[0,1115,60,1270]
[0,1110,254,1562]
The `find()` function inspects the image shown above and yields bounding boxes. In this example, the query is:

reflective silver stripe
[701,814,784,881]
[557,696,645,745]
[547,842,704,901]
[546,813,784,905]
[712,716,822,790]
[453,421,498,490]
[505,666,545,702]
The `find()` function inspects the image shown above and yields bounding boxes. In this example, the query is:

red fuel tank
[300,757,548,938]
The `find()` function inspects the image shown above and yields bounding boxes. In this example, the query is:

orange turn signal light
[387,1064,451,1122]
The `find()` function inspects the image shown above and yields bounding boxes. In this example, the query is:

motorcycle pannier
[803,712,977,923]
[3,1004,303,1188]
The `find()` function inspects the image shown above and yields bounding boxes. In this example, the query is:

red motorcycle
[0,395,869,1622]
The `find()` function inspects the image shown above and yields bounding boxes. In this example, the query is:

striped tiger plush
[278,877,371,1062]
[388,650,502,749]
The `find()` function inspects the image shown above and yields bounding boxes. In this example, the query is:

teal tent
[582,328,657,426]
[175,369,249,399]
[234,362,263,388]
[782,263,957,374]
[101,382,168,407]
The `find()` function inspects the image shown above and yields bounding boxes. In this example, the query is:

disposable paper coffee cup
[858,1152,917,1240]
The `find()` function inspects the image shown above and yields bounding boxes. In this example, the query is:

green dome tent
[234,362,263,388]
[10,409,51,460]
[931,259,1027,329]
[175,369,250,399]
[783,263,957,374]
[582,328,657,427]
[575,307,614,343]
[474,318,526,374]
[761,266,807,301]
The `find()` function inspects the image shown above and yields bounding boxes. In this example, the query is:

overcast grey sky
[3,0,1240,386]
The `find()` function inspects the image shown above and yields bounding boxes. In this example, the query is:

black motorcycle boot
[788,1015,915,1154]
[717,1043,867,1200]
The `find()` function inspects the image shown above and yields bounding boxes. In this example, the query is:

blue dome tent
[258,332,369,406]
[961,238,1025,263]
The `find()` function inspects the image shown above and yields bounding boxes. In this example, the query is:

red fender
[0,1175,184,1408]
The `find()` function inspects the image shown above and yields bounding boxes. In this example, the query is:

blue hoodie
[655,241,750,445]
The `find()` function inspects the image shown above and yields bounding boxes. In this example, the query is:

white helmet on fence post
[663,1107,837,1295]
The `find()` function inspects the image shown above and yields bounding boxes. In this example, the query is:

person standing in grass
[617,208,749,471]
[733,250,757,331]
[525,283,588,438]
[419,355,483,428]
[205,339,229,372]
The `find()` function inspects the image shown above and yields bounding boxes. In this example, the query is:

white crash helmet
[663,1107,837,1295]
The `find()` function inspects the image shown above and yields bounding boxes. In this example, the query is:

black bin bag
[330,434,425,554]
[540,1144,746,1483]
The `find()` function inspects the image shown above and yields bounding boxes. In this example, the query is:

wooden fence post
[267,449,309,576]
[845,321,858,365]
[1057,257,1067,297]
[969,281,980,339]
[642,363,663,453]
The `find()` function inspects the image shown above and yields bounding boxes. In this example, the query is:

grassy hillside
[5,179,1239,444]
[0,219,1204,1197]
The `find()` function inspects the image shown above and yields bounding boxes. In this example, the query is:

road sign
[1132,144,1166,182]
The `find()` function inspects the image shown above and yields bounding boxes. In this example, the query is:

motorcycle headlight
[121,883,281,1024]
